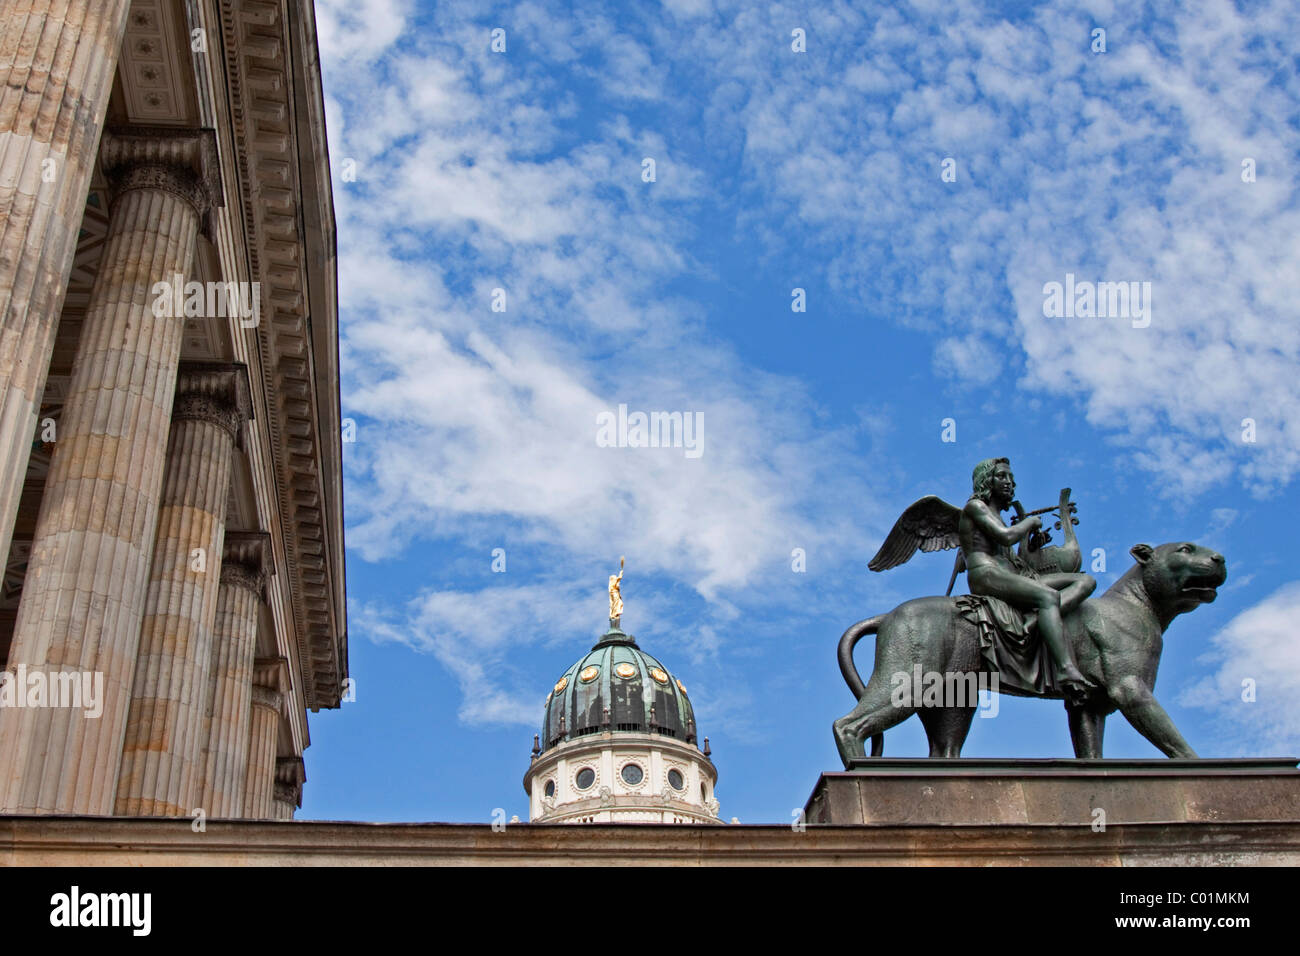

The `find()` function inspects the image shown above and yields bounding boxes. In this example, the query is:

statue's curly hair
[971,457,1012,502]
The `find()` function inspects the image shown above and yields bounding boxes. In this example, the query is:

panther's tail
[838,615,886,757]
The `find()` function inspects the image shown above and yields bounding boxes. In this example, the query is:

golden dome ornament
[608,556,625,626]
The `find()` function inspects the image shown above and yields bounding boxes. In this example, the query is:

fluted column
[0,127,221,815]
[0,1,133,565]
[196,532,271,818]
[273,755,304,821]
[242,658,287,820]
[114,365,252,816]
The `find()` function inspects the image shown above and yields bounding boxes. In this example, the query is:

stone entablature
[213,0,345,711]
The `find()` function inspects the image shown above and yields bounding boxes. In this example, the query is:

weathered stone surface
[805,758,1300,827]
[196,533,271,818]
[0,129,212,814]
[0,0,344,821]
[242,658,287,819]
[0,0,133,569]
[0,816,1295,866]
[115,365,251,817]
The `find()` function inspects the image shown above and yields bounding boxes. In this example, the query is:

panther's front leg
[1066,702,1106,757]
[1108,676,1198,758]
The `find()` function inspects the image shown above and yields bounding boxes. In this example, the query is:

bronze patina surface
[838,460,1227,765]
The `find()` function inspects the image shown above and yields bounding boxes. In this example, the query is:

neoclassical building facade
[0,0,345,819]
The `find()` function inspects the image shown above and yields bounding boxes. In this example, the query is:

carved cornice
[218,0,345,711]
[174,362,253,443]
[100,126,223,216]
[220,530,273,599]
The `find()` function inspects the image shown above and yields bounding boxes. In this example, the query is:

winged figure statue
[867,496,966,596]
[835,457,1225,763]
[867,458,1095,704]
[868,495,962,566]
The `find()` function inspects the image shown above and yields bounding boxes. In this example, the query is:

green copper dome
[540,625,698,754]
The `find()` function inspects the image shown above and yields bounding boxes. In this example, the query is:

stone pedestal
[0,127,220,815]
[805,758,1300,827]
[0,0,133,566]
[114,364,252,816]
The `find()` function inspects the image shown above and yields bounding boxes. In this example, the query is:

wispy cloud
[317,0,1300,741]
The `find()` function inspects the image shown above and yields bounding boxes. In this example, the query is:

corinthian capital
[220,531,273,599]
[99,126,223,216]
[275,755,306,809]
[173,362,253,443]
[251,657,290,712]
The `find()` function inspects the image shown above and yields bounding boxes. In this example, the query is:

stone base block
[805,757,1300,827]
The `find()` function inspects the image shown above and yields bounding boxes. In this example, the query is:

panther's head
[1129,541,1227,615]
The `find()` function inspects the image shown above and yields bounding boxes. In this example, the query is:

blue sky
[300,0,1300,823]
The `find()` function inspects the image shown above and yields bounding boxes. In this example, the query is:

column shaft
[0,130,216,814]
[196,534,269,818]
[242,685,280,820]
[0,0,133,565]
[114,367,248,816]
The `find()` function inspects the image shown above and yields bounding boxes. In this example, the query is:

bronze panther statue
[833,542,1226,765]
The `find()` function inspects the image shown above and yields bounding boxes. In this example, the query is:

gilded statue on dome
[608,557,625,623]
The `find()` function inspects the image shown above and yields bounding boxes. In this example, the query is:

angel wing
[868,496,963,572]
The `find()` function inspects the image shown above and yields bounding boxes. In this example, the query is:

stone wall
[2,816,1296,866]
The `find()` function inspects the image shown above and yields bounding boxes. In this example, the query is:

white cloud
[319,0,1300,733]
[321,0,895,730]
[676,0,1300,496]
[352,582,595,725]
[316,0,412,66]
[1179,582,1300,754]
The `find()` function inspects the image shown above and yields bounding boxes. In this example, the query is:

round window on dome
[579,665,599,683]
[575,768,596,790]
[614,662,636,679]
[620,763,644,785]
[650,667,668,684]
[553,676,568,694]
[668,769,684,791]
[544,779,555,797]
